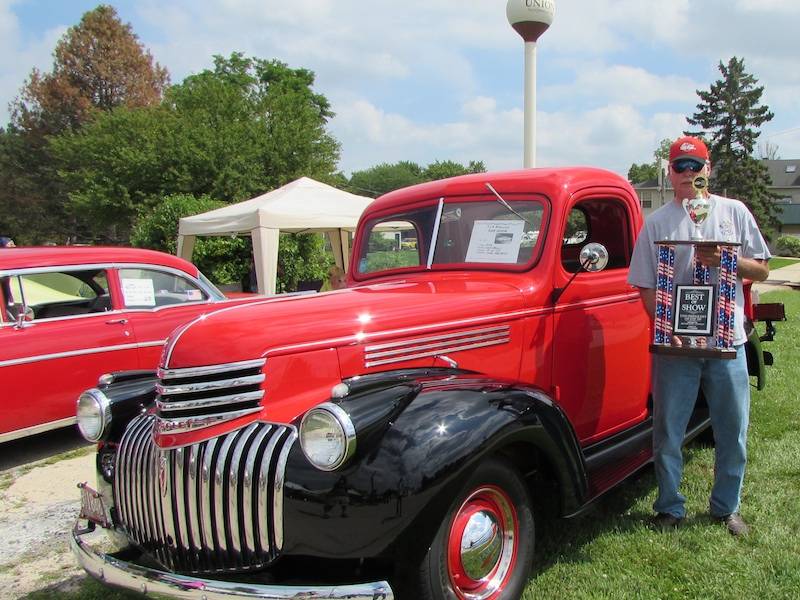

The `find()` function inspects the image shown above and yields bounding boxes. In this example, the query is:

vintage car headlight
[299,403,356,471]
[76,388,112,442]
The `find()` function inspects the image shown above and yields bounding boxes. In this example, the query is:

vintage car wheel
[407,457,534,600]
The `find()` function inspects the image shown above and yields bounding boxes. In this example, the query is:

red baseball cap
[669,136,709,163]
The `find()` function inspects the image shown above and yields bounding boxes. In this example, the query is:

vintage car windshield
[356,198,545,276]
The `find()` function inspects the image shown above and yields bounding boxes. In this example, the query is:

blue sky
[1,0,798,178]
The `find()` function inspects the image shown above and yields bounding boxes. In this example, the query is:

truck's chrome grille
[114,414,296,574]
[155,359,266,434]
[364,324,511,367]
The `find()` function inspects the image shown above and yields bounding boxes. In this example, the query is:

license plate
[78,482,110,528]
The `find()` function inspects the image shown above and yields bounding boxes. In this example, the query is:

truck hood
[164,277,527,369]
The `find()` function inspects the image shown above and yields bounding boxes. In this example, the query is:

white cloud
[2,0,798,180]
[0,3,64,124]
[545,62,701,107]
[331,95,689,178]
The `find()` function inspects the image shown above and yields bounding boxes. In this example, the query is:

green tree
[131,194,249,284]
[1,5,168,244]
[422,159,486,181]
[349,161,424,197]
[627,138,671,184]
[349,159,485,197]
[52,53,340,242]
[686,56,780,234]
[11,5,168,136]
[627,162,657,184]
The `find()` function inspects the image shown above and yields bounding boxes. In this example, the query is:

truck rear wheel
[406,457,534,600]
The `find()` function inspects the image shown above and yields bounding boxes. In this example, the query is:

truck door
[551,191,650,444]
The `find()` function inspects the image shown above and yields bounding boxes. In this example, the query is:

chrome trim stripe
[365,329,509,360]
[213,430,240,554]
[257,430,284,554]
[553,291,643,312]
[273,431,297,552]
[157,374,265,396]
[187,444,202,553]
[159,359,266,380]
[365,335,510,368]
[0,416,76,443]
[174,447,190,552]
[72,524,396,600]
[242,425,273,555]
[365,324,509,352]
[156,391,264,413]
[229,423,261,556]
[0,340,165,368]
[200,437,218,554]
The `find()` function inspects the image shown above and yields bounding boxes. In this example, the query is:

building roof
[761,159,800,188]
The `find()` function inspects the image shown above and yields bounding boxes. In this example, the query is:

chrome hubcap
[447,486,518,600]
[460,511,502,580]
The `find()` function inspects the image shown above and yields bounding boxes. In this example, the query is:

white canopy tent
[176,177,374,294]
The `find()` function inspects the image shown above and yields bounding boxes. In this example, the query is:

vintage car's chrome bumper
[72,521,394,600]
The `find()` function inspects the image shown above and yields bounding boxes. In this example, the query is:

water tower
[507,0,555,168]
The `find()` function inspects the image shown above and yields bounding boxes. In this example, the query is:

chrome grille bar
[114,414,296,573]
[158,359,266,380]
[157,374,265,396]
[155,359,267,435]
[156,391,264,413]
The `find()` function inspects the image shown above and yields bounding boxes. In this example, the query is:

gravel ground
[0,447,96,598]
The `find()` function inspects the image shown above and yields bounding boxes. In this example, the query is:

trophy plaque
[650,175,739,359]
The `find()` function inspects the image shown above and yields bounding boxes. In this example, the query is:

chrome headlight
[76,388,112,442]
[299,403,356,471]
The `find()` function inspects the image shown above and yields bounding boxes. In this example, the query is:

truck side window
[562,199,631,273]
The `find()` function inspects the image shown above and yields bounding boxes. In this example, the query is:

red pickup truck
[71,168,782,600]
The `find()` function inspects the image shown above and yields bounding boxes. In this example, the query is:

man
[628,135,770,536]
[0,236,15,247]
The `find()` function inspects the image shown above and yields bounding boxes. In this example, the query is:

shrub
[775,235,800,258]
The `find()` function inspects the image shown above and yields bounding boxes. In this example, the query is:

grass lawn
[524,288,799,599]
[27,291,799,600]
[769,257,800,270]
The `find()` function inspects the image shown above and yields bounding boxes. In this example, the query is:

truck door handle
[106,318,129,325]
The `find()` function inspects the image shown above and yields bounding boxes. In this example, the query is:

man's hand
[695,244,721,268]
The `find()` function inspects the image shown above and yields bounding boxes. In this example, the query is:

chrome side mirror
[14,305,34,329]
[579,243,609,272]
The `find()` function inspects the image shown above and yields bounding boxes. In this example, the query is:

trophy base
[649,344,737,360]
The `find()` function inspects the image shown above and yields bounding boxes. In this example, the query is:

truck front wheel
[405,457,535,600]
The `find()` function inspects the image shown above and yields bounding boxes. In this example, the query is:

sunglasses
[671,158,705,173]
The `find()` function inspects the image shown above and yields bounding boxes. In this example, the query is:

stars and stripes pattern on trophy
[654,243,675,344]
[716,245,737,349]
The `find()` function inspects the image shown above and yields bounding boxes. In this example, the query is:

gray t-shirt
[628,194,770,345]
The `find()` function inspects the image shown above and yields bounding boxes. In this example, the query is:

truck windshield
[356,199,545,276]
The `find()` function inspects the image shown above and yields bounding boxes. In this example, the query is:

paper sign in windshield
[122,278,156,307]
[465,220,525,263]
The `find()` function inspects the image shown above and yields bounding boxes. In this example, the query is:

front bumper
[72,521,394,600]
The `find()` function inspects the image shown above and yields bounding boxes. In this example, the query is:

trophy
[683,176,711,241]
[650,175,739,359]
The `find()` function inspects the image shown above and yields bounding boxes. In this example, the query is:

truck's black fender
[91,370,157,442]
[281,371,588,564]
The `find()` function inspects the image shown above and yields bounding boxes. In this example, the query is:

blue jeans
[652,345,750,518]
